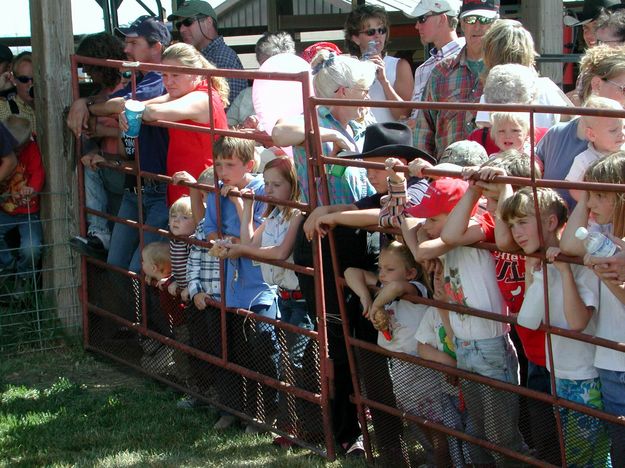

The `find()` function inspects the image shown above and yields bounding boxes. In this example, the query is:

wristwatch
[86,96,97,109]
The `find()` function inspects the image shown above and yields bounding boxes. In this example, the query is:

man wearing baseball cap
[67,15,171,272]
[168,0,247,105]
[413,0,499,159]
[404,0,464,121]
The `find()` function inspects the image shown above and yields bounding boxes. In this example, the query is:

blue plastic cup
[124,99,145,138]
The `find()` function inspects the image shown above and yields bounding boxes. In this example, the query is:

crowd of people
[2,0,625,464]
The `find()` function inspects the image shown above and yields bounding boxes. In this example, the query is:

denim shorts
[454,334,519,385]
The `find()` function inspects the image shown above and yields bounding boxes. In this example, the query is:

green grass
[0,346,366,467]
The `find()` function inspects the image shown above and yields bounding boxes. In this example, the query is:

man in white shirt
[405,0,465,121]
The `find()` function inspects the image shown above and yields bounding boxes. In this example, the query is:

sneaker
[69,234,107,260]
[176,394,210,410]
[344,435,365,457]
[272,434,297,449]
[213,414,238,430]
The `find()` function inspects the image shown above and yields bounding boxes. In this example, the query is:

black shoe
[69,235,107,260]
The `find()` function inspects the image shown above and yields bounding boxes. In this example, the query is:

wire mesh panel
[0,190,81,355]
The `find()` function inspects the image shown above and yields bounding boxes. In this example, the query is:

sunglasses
[359,27,388,36]
[176,16,199,29]
[15,75,33,84]
[462,15,496,25]
[415,11,447,24]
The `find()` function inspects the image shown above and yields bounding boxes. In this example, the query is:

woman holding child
[537,45,625,208]
[124,42,229,206]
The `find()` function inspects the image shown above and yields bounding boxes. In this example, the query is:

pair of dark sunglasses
[415,11,447,23]
[15,75,33,84]
[176,15,205,29]
[360,27,388,36]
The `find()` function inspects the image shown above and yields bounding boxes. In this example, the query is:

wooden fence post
[29,1,80,330]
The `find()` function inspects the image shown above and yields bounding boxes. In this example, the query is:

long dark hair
[76,32,125,89]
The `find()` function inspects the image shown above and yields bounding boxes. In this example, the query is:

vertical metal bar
[71,54,90,349]
[528,106,567,466]
[303,75,336,461]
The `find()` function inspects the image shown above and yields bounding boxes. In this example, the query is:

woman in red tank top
[141,42,229,205]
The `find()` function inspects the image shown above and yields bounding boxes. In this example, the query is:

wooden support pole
[30,1,79,330]
[520,0,564,86]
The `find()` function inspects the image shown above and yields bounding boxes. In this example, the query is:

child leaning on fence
[222,156,307,444]
[500,187,611,467]
[168,167,223,409]
[0,116,44,296]
[415,261,466,468]
[344,241,451,466]
[401,177,530,466]
[561,152,625,466]
[205,136,278,432]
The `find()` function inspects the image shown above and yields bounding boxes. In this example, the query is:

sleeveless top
[368,55,399,123]
[166,80,228,205]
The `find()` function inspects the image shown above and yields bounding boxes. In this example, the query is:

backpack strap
[8,98,19,115]
[481,126,488,146]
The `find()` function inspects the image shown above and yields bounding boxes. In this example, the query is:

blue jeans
[106,185,169,273]
[0,211,42,275]
[454,335,528,466]
[278,296,313,370]
[84,167,125,241]
[598,368,625,466]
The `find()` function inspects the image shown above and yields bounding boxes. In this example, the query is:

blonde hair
[162,42,230,106]
[169,195,192,217]
[482,20,537,74]
[580,95,624,128]
[311,49,375,98]
[142,241,170,268]
[198,166,215,185]
[500,187,568,229]
[482,149,542,179]
[584,151,625,237]
[381,241,419,275]
[214,136,256,164]
[490,112,530,138]
[579,45,625,103]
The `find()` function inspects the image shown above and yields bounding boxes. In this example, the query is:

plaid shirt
[293,106,374,206]
[413,47,483,160]
[410,37,465,119]
[201,36,248,104]
[186,220,221,300]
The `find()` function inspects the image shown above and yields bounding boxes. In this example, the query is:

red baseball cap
[301,42,342,63]
[406,178,470,218]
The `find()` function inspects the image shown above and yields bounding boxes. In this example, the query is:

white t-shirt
[565,142,607,182]
[377,280,428,355]
[415,306,460,396]
[260,208,300,290]
[442,246,508,340]
[368,55,399,124]
[527,263,600,380]
[595,280,625,372]
[476,77,570,128]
